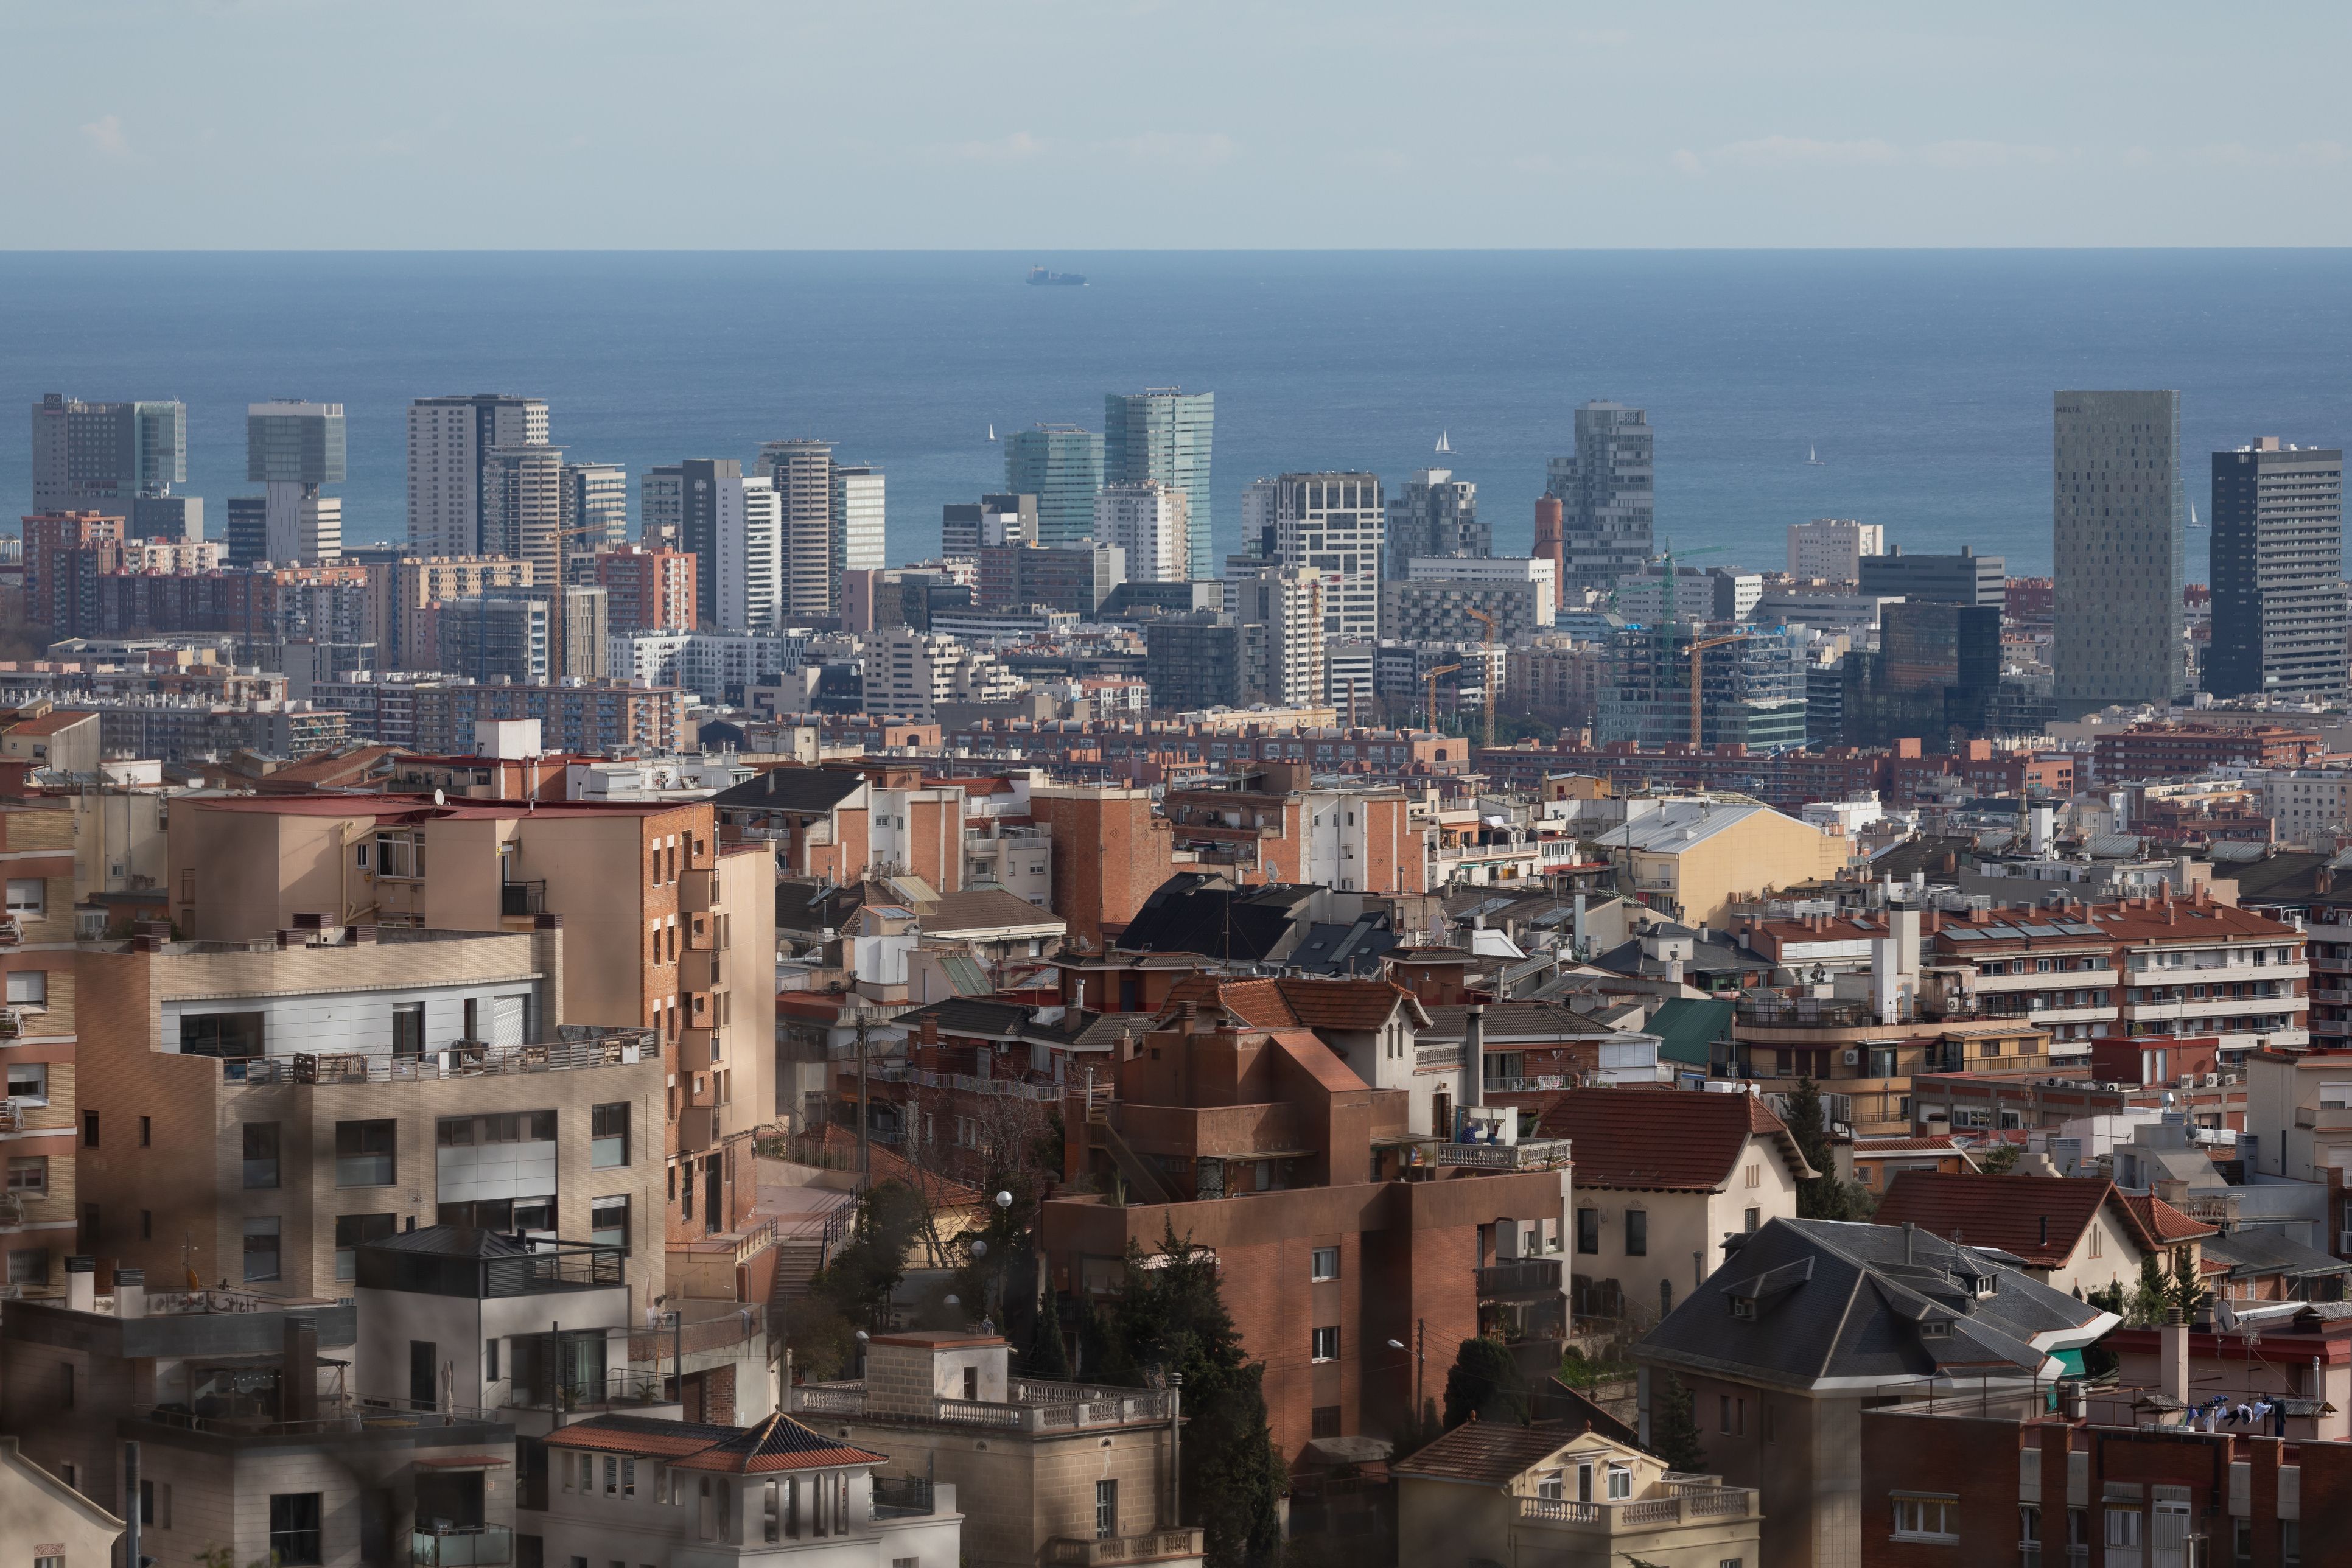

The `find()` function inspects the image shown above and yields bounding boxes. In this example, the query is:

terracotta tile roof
[548,1413,887,1474]
[546,1415,744,1458]
[1160,973,1426,1033]
[1519,1086,1815,1191]
[1269,1029,1374,1094]
[1853,1136,1965,1155]
[1390,1419,1572,1486]
[1871,1173,2129,1268]
[2118,1192,2221,1247]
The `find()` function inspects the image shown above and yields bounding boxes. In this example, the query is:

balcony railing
[786,1381,1175,1433]
[412,1526,513,1568]
[1045,1530,1204,1566]
[219,1029,658,1085]
[1517,1485,1757,1531]
[506,1371,667,1414]
[1428,1138,1572,1171]
[500,880,546,918]
[869,1475,936,1519]
[1477,1259,1564,1300]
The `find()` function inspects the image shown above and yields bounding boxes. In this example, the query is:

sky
[8,1,2352,249]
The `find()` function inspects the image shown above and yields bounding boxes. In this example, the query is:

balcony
[412,1526,512,1568]
[1428,1138,1572,1171]
[2295,1104,2352,1132]
[1516,1480,1758,1534]
[786,1377,1176,1434]
[1477,1259,1564,1300]
[219,1027,659,1085]
[504,1370,667,1415]
[499,880,545,919]
[1045,1530,1204,1566]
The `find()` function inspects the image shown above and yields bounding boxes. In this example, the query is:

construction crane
[1463,606,1500,751]
[1420,663,1461,737]
[1684,633,1752,746]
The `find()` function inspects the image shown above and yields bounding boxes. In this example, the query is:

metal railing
[412,1526,513,1567]
[500,881,546,918]
[1428,1138,1572,1171]
[869,1475,935,1519]
[505,1371,667,1413]
[136,1394,498,1438]
[219,1030,658,1084]
[1477,1259,1564,1299]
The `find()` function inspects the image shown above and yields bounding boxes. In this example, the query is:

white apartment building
[481,442,567,588]
[833,464,887,575]
[1786,517,1886,582]
[758,439,837,623]
[860,629,1022,721]
[1384,556,1559,640]
[1230,565,1326,709]
[1275,471,1382,646]
[2251,768,2352,845]
[718,474,783,634]
[1095,480,1190,583]
[609,629,813,702]
[408,395,550,555]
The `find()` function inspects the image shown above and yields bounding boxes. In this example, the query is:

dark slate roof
[898,997,1033,1040]
[1389,1420,1578,1486]
[2227,852,2331,908]
[710,766,866,814]
[1592,934,1771,981]
[1638,1217,2115,1394]
[1646,998,1734,1068]
[2202,1228,2352,1281]
[1290,914,1402,977]
[1115,874,1318,962]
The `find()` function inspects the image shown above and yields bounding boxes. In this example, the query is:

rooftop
[1506,1085,1812,1191]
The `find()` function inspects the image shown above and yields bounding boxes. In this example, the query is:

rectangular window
[2104,1508,2141,1548]
[1310,1405,1340,1439]
[82,1111,97,1148]
[4,1063,44,1102]
[1893,1497,1957,1542]
[1309,1246,1339,1281]
[1605,1465,1631,1500]
[1094,1479,1117,1541]
[335,1213,396,1281]
[5,880,44,919]
[1311,1326,1340,1363]
[243,1216,281,1283]
[270,1493,324,1566]
[437,1116,474,1147]
[592,1103,630,1168]
[1625,1210,1648,1256]
[335,1119,396,1186]
[179,1011,264,1058]
[591,1195,630,1251]
[6,1156,46,1195]
[393,1003,425,1059]
[1576,1208,1600,1254]
[139,1115,150,1147]
[243,1122,281,1189]
[5,971,44,1008]
[7,1247,48,1286]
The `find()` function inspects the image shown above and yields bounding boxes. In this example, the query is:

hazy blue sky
[10,1,2352,248]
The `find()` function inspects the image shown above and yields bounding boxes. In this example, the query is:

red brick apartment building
[1859,1405,2352,1568]
[2094,722,2326,784]
[592,544,697,633]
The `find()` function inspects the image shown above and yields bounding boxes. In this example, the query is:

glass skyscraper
[30,394,187,510]
[1104,389,1213,580]
[1003,424,1104,548]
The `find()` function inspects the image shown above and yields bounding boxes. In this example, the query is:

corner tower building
[2208,437,2346,702]
[2053,390,2185,713]
[1105,388,1212,579]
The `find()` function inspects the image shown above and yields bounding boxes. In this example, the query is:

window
[393,1003,425,1059]
[1892,1496,1957,1542]
[179,1011,263,1058]
[1311,1326,1340,1363]
[7,1248,47,1286]
[1094,1479,1118,1541]
[5,880,44,919]
[2104,1508,2141,1549]
[243,1216,281,1283]
[7,1157,46,1196]
[335,1213,396,1281]
[141,1479,171,1528]
[1744,1207,1760,1233]
[139,1116,150,1147]
[1311,1405,1340,1439]
[7,971,46,1008]
[1309,1246,1339,1281]
[1625,1210,1648,1256]
[243,1122,281,1189]
[270,1493,324,1566]
[1743,1163,1762,1189]
[1719,1394,1732,1432]
[335,1119,396,1186]
[81,1111,97,1149]
[591,1195,630,1251]
[592,1103,630,1168]
[2281,1520,2300,1566]
[438,1116,475,1147]
[5,1063,44,1103]
[1605,1465,1631,1500]
[1577,1208,1600,1254]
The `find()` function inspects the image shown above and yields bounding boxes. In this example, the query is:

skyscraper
[481,443,566,589]
[2208,437,2346,702]
[1104,389,1213,579]
[1004,425,1104,548]
[755,440,836,621]
[246,401,346,562]
[1273,471,1382,666]
[560,461,629,582]
[1095,480,1190,583]
[407,394,550,555]
[2053,390,2185,712]
[1382,469,1484,578]
[717,474,782,635]
[831,463,887,583]
[645,458,745,630]
[1544,402,1654,590]
[29,394,186,510]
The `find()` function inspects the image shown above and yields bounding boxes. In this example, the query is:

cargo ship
[1026,265,1087,286]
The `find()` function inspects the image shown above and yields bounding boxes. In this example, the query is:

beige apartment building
[74,922,669,1305]
[0,802,82,1292]
[367,553,536,669]
[166,796,777,1254]
[1587,798,1852,927]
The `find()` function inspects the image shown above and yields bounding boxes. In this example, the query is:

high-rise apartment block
[2208,437,2347,702]
[594,545,696,634]
[560,460,629,579]
[1856,545,2005,607]
[407,394,550,555]
[1003,425,1104,548]
[2053,390,2185,712]
[480,441,565,589]
[941,493,1034,558]
[1785,517,1885,581]
[434,595,551,685]
[716,473,782,635]
[647,457,772,631]
[1231,565,1327,709]
[1273,472,1382,665]
[831,462,886,583]
[29,393,186,511]
[1545,401,1654,589]
[1382,469,1484,577]
[247,401,346,562]
[1094,479,1190,583]
[755,439,837,621]
[377,555,536,670]
[1104,388,1213,579]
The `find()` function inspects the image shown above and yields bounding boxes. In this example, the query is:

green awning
[2049,1348,2087,1377]
[1647,998,1735,1068]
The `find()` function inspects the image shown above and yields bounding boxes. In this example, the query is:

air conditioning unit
[1843,1049,1860,1066]
[2205,1073,2221,1088]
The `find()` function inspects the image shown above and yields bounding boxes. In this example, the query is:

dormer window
[1920,1319,1953,1339]
[1729,1297,1757,1321]
[1973,1274,1998,1299]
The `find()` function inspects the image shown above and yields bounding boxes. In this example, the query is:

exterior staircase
[1085,1107,1177,1205]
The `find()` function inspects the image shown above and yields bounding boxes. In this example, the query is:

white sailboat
[1804,444,1825,466]
[2189,502,2203,527]
[1435,430,1452,454]
[987,424,996,442]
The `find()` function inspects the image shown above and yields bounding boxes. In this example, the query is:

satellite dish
[433,789,445,807]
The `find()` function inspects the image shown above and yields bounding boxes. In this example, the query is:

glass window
[243,1217,281,1282]
[1576,1209,1600,1254]
[437,1116,474,1147]
[6,1156,46,1195]
[6,971,47,1007]
[6,1063,46,1102]
[2105,1508,2141,1549]
[591,1196,629,1251]
[270,1493,323,1566]
[1309,1246,1339,1281]
[334,1213,396,1281]
[180,1012,264,1057]
[7,1248,48,1286]
[1626,1211,1648,1256]
[243,1123,281,1189]
[1311,1326,1339,1362]
[5,880,44,918]
[335,1120,396,1186]
[1094,1479,1117,1541]
[592,1103,629,1168]
[1892,1497,1956,1541]
[1606,1465,1632,1500]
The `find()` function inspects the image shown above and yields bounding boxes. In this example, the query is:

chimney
[2160,1309,2190,1413]
[64,1255,95,1312]
[1902,1222,1916,1265]
[282,1315,320,1423]
[1463,1005,1485,1115]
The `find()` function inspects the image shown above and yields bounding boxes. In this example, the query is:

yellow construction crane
[1420,663,1461,736]
[1684,634,1752,746]
[1463,606,1500,751]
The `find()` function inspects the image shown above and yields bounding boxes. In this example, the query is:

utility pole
[854,1006,871,1192]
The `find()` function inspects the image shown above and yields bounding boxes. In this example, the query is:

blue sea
[7,250,2352,578]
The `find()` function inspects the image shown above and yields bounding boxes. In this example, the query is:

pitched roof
[1869,1173,2124,1269]
[923,887,1066,937]
[1645,998,1733,1068]
[1639,1217,2115,1393]
[2115,1192,2221,1248]
[1589,800,1773,853]
[1389,1420,1578,1486]
[1516,1086,1814,1190]
[1115,874,1317,961]
[710,766,866,814]
[547,1412,887,1473]
[1419,1002,1623,1046]
[1159,973,1427,1034]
